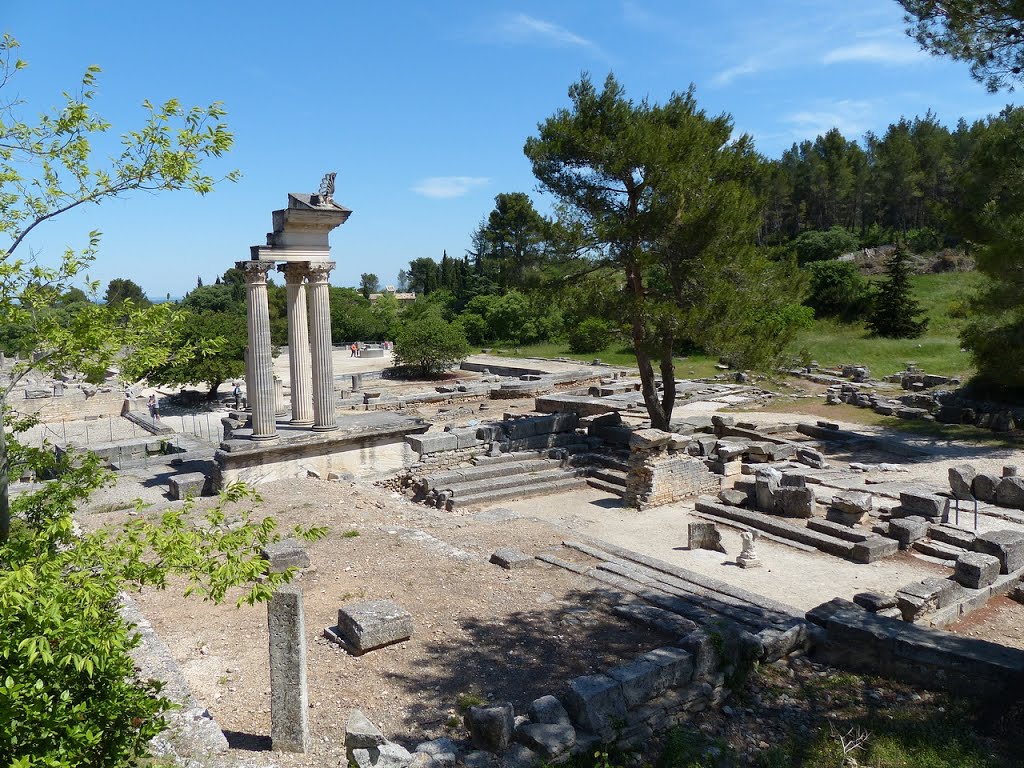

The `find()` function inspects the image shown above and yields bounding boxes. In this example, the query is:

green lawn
[483,271,983,381]
[791,271,982,378]
[484,341,723,379]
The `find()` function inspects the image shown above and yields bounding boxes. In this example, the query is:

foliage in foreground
[0,471,325,768]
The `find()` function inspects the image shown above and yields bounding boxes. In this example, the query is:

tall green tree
[953,105,1024,391]
[472,193,548,289]
[899,1,1024,91]
[146,309,247,398]
[359,272,379,299]
[867,242,929,338]
[525,74,802,430]
[103,278,149,306]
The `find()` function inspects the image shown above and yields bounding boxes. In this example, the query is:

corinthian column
[237,260,278,441]
[306,261,337,432]
[279,262,313,426]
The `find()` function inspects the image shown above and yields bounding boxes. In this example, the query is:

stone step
[443,467,586,498]
[694,497,897,564]
[806,518,872,543]
[448,476,589,512]
[586,478,626,497]
[469,450,547,467]
[426,455,555,488]
[573,451,630,472]
[912,539,963,562]
[589,468,627,487]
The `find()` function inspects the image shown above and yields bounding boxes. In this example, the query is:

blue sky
[5,1,1011,298]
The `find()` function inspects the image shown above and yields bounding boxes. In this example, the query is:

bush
[393,311,470,377]
[567,317,613,353]
[455,312,489,345]
[805,261,872,321]
[792,226,860,264]
[906,227,944,253]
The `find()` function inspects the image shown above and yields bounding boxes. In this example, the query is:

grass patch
[455,692,486,712]
[486,341,723,379]
[342,529,360,538]
[747,399,1023,448]
[793,271,982,378]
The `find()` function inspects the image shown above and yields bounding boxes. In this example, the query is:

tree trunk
[206,380,222,400]
[659,348,676,425]
[627,262,670,431]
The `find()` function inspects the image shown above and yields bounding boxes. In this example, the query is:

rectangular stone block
[888,517,930,550]
[334,600,413,654]
[452,428,483,449]
[406,433,458,454]
[268,586,309,753]
[955,552,1000,589]
[851,536,899,563]
[899,490,945,519]
[564,674,627,737]
[168,472,208,500]
[639,646,695,689]
[973,529,1024,574]
[260,538,310,573]
[606,657,665,707]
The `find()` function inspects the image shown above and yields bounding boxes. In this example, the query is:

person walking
[232,382,242,410]
[147,394,160,421]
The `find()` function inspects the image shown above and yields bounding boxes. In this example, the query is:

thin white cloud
[711,58,763,87]
[823,40,926,66]
[498,13,598,51]
[411,176,490,199]
[784,99,876,139]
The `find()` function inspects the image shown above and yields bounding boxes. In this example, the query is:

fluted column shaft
[280,263,313,426]
[238,261,278,441]
[307,261,337,431]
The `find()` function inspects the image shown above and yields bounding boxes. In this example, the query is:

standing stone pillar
[238,261,278,441]
[307,261,337,432]
[268,586,309,753]
[273,376,287,417]
[279,263,313,426]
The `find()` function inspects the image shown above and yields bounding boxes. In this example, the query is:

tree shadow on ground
[222,731,272,751]
[379,586,677,738]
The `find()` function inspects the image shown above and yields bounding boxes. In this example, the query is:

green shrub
[805,260,872,321]
[393,311,470,378]
[455,312,489,345]
[567,317,613,353]
[906,226,944,253]
[792,226,860,264]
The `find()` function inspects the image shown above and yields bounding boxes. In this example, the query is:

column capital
[236,260,274,285]
[305,261,336,284]
[278,261,310,285]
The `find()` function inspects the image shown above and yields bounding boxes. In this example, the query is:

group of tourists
[349,341,392,357]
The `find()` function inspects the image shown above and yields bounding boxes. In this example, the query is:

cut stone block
[332,600,413,655]
[829,489,873,526]
[899,491,945,519]
[489,548,533,569]
[346,709,386,762]
[168,472,208,500]
[954,552,1001,589]
[754,466,782,513]
[972,473,999,504]
[888,516,930,550]
[853,592,896,612]
[606,657,665,707]
[563,674,627,737]
[260,538,310,573]
[688,522,725,553]
[973,529,1024,574]
[851,537,898,563]
[718,488,748,507]
[775,486,815,518]
[351,743,413,768]
[515,723,575,759]
[465,703,514,754]
[796,446,827,469]
[948,465,977,501]
[896,577,955,622]
[995,476,1024,509]
[528,695,570,726]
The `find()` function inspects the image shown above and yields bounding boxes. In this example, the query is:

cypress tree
[867,242,928,338]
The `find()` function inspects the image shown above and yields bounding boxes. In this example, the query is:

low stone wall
[808,598,1024,697]
[12,386,124,423]
[625,429,721,510]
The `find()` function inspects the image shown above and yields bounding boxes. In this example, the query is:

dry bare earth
[95,478,672,766]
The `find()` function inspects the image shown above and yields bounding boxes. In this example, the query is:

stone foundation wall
[625,430,721,510]
[808,598,1024,697]
[12,387,124,423]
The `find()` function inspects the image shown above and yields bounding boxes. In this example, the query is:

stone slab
[260,538,310,573]
[333,600,413,654]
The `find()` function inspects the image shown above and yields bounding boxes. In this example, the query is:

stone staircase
[573,449,629,498]
[538,538,810,659]
[410,452,591,512]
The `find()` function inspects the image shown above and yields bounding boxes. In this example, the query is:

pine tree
[867,242,929,338]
